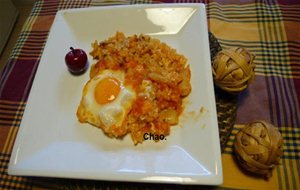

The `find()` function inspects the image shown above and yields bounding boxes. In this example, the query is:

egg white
[78,70,136,134]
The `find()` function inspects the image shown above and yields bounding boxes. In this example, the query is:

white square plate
[8,3,222,185]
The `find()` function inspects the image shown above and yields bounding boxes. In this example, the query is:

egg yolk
[95,77,121,104]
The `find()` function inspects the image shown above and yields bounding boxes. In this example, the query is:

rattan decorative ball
[212,47,255,93]
[234,121,283,179]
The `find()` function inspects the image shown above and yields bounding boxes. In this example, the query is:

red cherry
[65,47,88,74]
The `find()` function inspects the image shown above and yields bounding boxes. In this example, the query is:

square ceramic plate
[8,3,222,185]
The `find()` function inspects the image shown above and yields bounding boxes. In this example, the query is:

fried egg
[77,70,136,137]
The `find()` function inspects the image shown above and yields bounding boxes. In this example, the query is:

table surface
[0,0,299,189]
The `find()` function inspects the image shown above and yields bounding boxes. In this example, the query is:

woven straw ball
[234,121,283,179]
[212,47,255,93]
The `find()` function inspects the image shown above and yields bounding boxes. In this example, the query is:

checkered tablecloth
[0,0,299,189]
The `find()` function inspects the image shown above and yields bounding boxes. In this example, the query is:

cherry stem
[70,47,75,54]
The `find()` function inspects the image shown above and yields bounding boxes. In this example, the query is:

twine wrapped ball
[212,47,255,93]
[234,121,283,179]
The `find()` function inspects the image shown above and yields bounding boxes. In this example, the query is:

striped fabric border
[211,1,299,188]
[207,1,299,79]
[90,0,131,6]
[0,100,29,190]
[58,0,91,10]
[278,4,300,22]
[0,100,26,154]
[256,1,292,77]
[207,0,300,127]
[0,100,25,128]
[10,31,48,60]
[208,2,259,23]
[0,153,32,190]
[217,39,296,77]
[254,0,300,128]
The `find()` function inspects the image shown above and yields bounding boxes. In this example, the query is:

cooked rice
[89,32,191,144]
